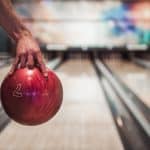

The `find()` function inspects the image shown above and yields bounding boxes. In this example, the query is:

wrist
[13,28,32,43]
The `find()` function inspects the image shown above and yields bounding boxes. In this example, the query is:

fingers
[27,53,34,69]
[9,56,20,75]
[20,54,27,68]
[9,51,47,79]
[36,52,48,78]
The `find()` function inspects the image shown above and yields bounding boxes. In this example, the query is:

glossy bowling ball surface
[0,68,63,125]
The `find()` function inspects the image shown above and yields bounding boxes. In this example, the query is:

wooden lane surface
[105,59,150,108]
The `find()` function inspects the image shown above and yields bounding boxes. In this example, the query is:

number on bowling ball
[13,83,23,98]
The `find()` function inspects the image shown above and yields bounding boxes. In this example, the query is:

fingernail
[21,65,25,68]
[44,72,48,77]
[8,71,12,76]
[44,73,48,79]
[27,64,34,69]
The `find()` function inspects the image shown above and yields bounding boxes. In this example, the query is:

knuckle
[28,50,35,56]
[38,59,43,64]
[36,51,42,57]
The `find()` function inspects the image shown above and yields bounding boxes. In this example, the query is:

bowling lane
[105,58,150,108]
[0,59,123,150]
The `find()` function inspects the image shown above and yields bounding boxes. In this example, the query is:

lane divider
[95,59,150,138]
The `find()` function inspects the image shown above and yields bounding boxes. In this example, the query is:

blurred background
[0,0,150,150]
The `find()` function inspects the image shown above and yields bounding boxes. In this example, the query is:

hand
[9,35,48,77]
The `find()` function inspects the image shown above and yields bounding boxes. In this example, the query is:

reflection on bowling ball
[0,68,63,125]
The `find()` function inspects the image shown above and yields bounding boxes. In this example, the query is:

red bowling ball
[0,68,63,125]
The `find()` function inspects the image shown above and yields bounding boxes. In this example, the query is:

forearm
[0,0,31,42]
